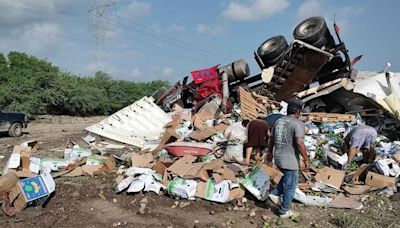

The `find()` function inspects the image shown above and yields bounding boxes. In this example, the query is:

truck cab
[0,110,28,137]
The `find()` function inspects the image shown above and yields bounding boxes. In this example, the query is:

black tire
[8,122,22,137]
[257,35,288,62]
[262,51,285,68]
[312,29,336,48]
[312,36,327,48]
[293,17,327,44]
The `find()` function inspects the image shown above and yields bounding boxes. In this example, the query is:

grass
[329,215,360,228]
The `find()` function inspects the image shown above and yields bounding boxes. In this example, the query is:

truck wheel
[311,30,336,48]
[8,122,22,137]
[311,36,327,48]
[220,59,250,81]
[257,35,288,62]
[293,17,327,44]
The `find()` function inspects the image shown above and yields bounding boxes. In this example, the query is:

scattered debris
[2,15,400,221]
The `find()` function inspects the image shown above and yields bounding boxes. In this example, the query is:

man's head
[286,97,305,118]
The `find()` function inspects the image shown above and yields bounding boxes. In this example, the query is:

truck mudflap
[262,40,334,102]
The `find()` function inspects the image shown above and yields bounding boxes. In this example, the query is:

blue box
[19,175,50,202]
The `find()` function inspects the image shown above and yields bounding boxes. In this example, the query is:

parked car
[0,110,28,137]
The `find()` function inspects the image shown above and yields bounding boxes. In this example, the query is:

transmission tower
[89,0,115,72]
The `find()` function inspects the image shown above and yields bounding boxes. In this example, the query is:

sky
[0,0,399,82]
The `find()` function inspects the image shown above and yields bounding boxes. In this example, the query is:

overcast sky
[1,0,399,82]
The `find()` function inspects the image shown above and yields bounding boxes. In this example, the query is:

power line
[6,0,231,64]
[2,3,214,66]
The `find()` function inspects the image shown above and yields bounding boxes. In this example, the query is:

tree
[0,51,170,117]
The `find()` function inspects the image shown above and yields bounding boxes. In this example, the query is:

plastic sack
[224,122,247,143]
[375,158,400,178]
[223,122,247,162]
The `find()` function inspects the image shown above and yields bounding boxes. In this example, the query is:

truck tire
[8,122,22,137]
[311,30,335,48]
[257,35,288,62]
[311,36,327,48]
[262,52,285,68]
[220,59,250,81]
[293,17,327,44]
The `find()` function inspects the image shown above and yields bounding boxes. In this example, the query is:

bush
[0,51,169,117]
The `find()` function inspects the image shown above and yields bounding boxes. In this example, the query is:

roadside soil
[0,116,399,228]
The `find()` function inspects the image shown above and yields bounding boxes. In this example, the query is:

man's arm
[295,137,310,170]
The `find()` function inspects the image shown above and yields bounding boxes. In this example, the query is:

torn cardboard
[315,167,345,190]
[343,185,379,195]
[166,155,197,177]
[151,122,180,154]
[350,164,369,183]
[189,124,229,141]
[365,171,396,188]
[329,193,363,210]
[0,173,19,194]
[212,167,237,183]
[131,153,154,168]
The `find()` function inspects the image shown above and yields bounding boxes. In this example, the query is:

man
[244,119,269,165]
[266,97,310,219]
[345,125,377,165]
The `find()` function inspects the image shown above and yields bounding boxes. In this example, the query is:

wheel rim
[262,39,278,51]
[15,126,22,136]
[299,21,317,35]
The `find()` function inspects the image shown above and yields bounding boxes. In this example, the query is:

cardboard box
[315,167,345,190]
[29,157,41,174]
[166,177,197,199]
[9,172,55,212]
[240,164,271,200]
[263,165,283,185]
[365,171,396,188]
[196,178,232,203]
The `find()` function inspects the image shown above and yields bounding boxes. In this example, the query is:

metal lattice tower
[89,0,115,72]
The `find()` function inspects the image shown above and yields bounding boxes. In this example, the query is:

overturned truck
[155,16,400,128]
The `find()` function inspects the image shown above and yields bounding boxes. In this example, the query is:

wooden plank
[239,87,268,120]
[300,112,356,122]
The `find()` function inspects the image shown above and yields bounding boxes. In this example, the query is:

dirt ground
[0,116,400,228]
